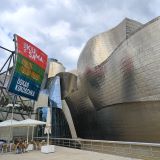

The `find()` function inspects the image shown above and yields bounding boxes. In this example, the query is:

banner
[8,34,48,100]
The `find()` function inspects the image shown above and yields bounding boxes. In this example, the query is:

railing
[34,137,160,159]
[34,137,81,149]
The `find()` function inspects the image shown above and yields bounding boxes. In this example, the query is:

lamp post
[9,95,16,142]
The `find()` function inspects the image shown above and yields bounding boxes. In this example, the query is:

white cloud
[1,6,42,42]
[0,0,159,71]
[149,0,160,16]
[61,44,84,70]
[46,21,73,40]
[0,27,14,51]
[0,28,14,72]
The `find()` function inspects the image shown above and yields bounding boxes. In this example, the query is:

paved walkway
[0,146,141,160]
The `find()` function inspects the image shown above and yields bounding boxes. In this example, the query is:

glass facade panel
[49,76,62,109]
[37,107,71,138]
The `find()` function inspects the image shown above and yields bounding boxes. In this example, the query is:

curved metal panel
[78,17,160,110]
[57,72,77,99]
[65,17,160,142]
[48,59,65,78]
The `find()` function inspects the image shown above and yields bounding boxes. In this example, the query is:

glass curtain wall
[37,76,71,138]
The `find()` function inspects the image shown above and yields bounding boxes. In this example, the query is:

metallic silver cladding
[48,58,65,78]
[96,101,160,142]
[78,18,142,76]
[57,72,78,99]
[65,17,160,142]
[84,17,160,110]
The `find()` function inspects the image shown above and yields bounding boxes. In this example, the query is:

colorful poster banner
[8,34,48,100]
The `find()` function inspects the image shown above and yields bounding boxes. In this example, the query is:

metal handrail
[34,137,160,159]
[34,137,160,147]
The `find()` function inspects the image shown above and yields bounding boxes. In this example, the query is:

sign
[8,34,48,100]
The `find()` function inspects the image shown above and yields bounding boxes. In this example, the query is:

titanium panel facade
[65,17,160,142]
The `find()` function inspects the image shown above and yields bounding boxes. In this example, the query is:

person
[9,140,14,152]
[0,141,5,152]
[16,139,23,154]
[21,141,26,153]
[16,142,21,154]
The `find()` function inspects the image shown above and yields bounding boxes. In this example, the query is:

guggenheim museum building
[1,16,160,143]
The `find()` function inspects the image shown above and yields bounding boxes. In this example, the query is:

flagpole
[9,95,16,142]
[47,132,49,145]
[27,126,29,144]
[32,126,34,141]
[44,107,51,146]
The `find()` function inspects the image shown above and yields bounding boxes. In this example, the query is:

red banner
[16,35,48,70]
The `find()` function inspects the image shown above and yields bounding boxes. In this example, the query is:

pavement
[0,146,142,160]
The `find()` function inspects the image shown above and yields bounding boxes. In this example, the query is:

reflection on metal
[65,17,160,142]
[37,72,77,138]
[48,76,62,109]
[58,72,77,99]
[62,100,77,138]
[48,58,65,78]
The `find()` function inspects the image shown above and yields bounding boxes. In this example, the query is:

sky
[0,0,160,71]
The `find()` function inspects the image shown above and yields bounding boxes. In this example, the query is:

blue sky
[0,0,159,70]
